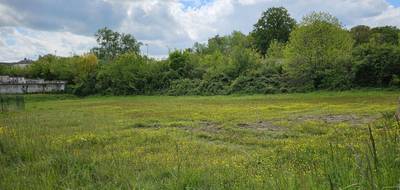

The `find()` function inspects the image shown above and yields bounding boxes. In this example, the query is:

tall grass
[319,113,400,189]
[0,95,25,112]
[0,92,399,189]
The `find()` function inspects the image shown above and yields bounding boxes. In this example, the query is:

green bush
[353,43,400,87]
[167,79,201,96]
[199,73,231,95]
[230,64,282,94]
[95,53,148,95]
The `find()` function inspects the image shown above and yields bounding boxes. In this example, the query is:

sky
[388,0,400,7]
[0,0,400,62]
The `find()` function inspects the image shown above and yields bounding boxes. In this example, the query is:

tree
[229,31,251,50]
[266,40,285,64]
[353,43,400,87]
[284,12,354,91]
[370,26,400,45]
[96,53,147,95]
[91,27,142,60]
[201,31,251,54]
[350,25,371,46]
[300,12,341,27]
[206,35,228,54]
[168,51,200,79]
[251,7,296,56]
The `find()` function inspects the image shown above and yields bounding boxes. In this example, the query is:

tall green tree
[350,25,371,46]
[266,40,286,64]
[168,51,193,79]
[284,12,354,90]
[370,26,400,45]
[91,27,142,60]
[251,7,296,56]
[353,43,400,87]
[203,31,250,54]
[96,53,147,95]
[300,11,341,27]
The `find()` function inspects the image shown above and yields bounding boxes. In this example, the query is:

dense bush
[230,64,283,94]
[28,54,98,83]
[353,43,400,87]
[167,79,201,96]
[95,53,149,95]
[284,12,354,91]
[199,73,232,95]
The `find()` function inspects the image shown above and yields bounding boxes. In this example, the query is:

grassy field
[1,90,400,189]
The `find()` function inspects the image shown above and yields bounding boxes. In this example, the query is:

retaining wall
[0,83,66,94]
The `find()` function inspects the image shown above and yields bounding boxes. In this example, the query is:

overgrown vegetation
[0,91,399,189]
[1,8,400,96]
[0,95,25,112]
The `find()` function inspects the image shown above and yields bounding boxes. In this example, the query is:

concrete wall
[0,83,66,94]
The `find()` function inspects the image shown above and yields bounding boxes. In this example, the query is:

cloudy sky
[0,0,399,62]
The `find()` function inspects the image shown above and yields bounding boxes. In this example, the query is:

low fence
[0,95,25,112]
[0,83,66,94]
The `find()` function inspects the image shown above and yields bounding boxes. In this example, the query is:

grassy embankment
[1,90,399,189]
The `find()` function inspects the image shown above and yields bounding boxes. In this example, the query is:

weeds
[0,95,25,112]
[0,91,399,189]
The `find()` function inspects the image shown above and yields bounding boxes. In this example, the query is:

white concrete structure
[0,76,66,94]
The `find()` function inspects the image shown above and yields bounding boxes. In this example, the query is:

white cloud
[115,0,400,59]
[0,0,399,61]
[359,6,400,27]
[0,27,95,62]
[114,0,235,58]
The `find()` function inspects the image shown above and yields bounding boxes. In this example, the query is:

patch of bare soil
[235,114,379,131]
[292,114,379,125]
[194,121,222,133]
[237,121,287,131]
[132,114,379,133]
[171,120,222,133]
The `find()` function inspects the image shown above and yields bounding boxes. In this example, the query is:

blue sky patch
[387,0,400,7]
[180,0,212,9]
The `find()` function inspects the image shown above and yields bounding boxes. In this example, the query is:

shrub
[353,43,400,87]
[230,64,282,94]
[167,79,201,96]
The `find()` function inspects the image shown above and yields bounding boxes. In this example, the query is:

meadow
[1,90,400,189]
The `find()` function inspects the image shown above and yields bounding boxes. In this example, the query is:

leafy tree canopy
[350,25,371,46]
[251,7,296,56]
[91,27,142,60]
[370,26,400,45]
[300,12,341,27]
[284,12,354,90]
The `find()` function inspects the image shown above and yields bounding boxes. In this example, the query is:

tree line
[1,7,400,96]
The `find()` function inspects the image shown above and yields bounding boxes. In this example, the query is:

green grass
[1,90,400,189]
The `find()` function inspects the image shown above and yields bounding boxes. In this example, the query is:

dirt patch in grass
[292,114,380,125]
[236,114,379,131]
[237,121,287,131]
[192,121,222,133]
[129,114,379,132]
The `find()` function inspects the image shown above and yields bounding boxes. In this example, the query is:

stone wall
[0,75,66,94]
[0,83,66,94]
